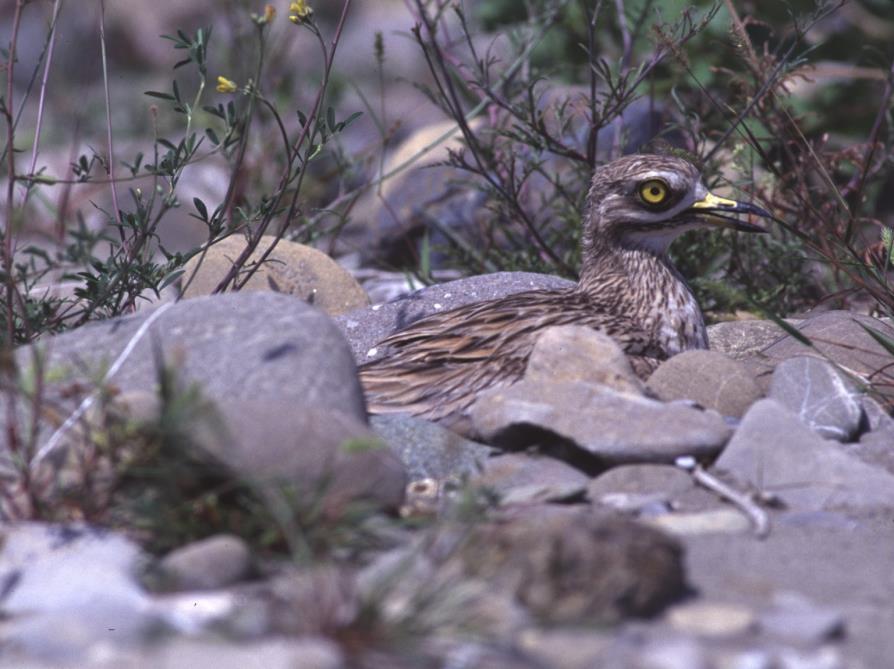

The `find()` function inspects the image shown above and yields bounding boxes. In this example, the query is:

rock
[180,235,369,316]
[517,628,613,669]
[208,400,407,514]
[666,601,756,637]
[0,523,155,660]
[457,509,686,623]
[16,293,367,454]
[153,589,245,636]
[332,117,489,267]
[707,319,799,359]
[422,641,547,669]
[860,395,894,431]
[638,637,709,669]
[598,492,672,515]
[156,534,251,591]
[777,647,844,669]
[525,325,645,395]
[844,396,894,474]
[720,650,774,669]
[146,637,346,669]
[768,356,863,441]
[644,509,751,536]
[759,592,845,645]
[334,272,574,364]
[371,414,494,481]
[715,399,894,511]
[588,464,695,500]
[471,379,731,465]
[473,453,589,504]
[647,350,762,418]
[848,427,894,476]
[750,311,894,403]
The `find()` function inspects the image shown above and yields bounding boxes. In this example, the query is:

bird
[358,153,771,434]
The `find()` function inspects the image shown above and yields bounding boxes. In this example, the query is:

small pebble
[667,601,756,637]
[644,509,751,535]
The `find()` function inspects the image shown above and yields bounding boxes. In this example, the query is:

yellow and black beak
[689,192,772,233]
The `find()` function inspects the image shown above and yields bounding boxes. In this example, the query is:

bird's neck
[577,242,707,354]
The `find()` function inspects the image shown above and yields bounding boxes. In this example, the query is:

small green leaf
[193,197,208,221]
[160,268,186,290]
[145,91,175,101]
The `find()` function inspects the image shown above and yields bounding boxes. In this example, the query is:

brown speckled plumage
[359,154,770,431]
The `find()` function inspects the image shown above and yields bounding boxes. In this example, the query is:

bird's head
[583,154,772,257]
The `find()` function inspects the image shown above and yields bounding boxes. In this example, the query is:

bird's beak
[689,192,772,233]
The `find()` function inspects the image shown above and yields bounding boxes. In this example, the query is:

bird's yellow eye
[639,179,669,206]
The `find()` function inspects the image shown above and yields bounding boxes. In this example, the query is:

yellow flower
[264,4,276,22]
[216,76,238,94]
[288,0,313,24]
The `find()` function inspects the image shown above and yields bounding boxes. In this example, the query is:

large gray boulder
[715,399,894,511]
[471,379,731,465]
[14,292,367,451]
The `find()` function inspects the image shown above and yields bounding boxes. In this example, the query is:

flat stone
[457,509,686,623]
[180,235,369,316]
[517,628,613,669]
[473,453,589,500]
[644,509,751,535]
[666,601,756,637]
[844,396,894,473]
[638,637,709,669]
[146,637,346,669]
[597,492,672,515]
[707,319,798,359]
[331,117,488,266]
[370,414,494,481]
[471,379,731,465]
[333,272,574,364]
[759,592,845,644]
[777,647,845,669]
[848,429,894,476]
[768,356,863,441]
[14,293,367,459]
[525,325,645,395]
[156,534,251,591]
[0,523,155,660]
[861,395,894,431]
[715,399,894,511]
[749,311,894,403]
[647,350,762,418]
[588,464,694,500]
[207,400,407,514]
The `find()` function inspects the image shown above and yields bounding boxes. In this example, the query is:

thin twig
[677,459,771,538]
[211,0,354,294]
[26,0,63,188]
[98,0,125,243]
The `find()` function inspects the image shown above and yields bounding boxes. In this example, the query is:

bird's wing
[358,289,657,422]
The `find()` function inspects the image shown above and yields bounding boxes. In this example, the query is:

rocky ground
[3,1,894,666]
[2,252,893,669]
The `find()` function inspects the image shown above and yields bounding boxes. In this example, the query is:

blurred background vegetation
[1,0,893,345]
